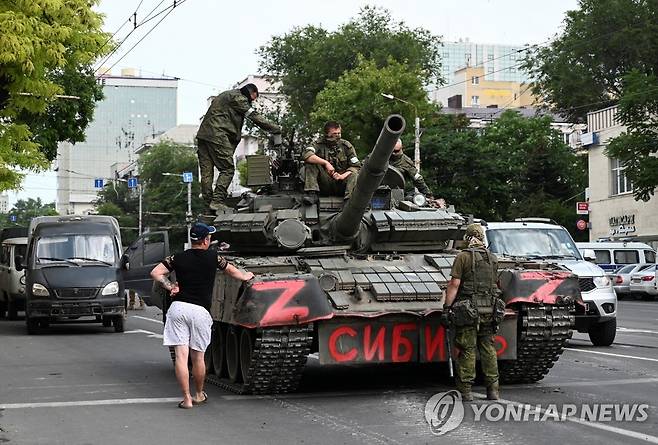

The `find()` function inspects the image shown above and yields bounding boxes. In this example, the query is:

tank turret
[331,114,405,241]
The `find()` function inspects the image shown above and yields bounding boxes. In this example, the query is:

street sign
[182,172,193,183]
[9,215,17,223]
[94,178,104,188]
[576,219,587,231]
[576,201,589,215]
[127,177,138,188]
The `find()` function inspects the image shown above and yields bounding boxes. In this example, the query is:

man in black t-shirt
[150,222,254,409]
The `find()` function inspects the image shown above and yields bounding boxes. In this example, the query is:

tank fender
[499,269,584,307]
[229,274,334,328]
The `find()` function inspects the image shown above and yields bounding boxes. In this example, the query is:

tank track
[499,304,574,384]
[206,324,314,395]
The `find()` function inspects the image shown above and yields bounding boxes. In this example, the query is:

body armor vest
[458,247,496,315]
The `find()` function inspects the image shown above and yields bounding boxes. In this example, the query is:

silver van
[576,241,656,274]
[0,237,28,319]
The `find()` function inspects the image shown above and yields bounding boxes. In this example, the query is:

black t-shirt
[162,248,228,311]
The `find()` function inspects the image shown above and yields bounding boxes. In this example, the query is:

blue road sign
[128,177,138,188]
[94,178,104,188]
[182,172,193,183]
[9,215,17,223]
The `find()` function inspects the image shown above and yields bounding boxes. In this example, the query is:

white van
[576,241,656,274]
[0,237,28,319]
[483,220,617,346]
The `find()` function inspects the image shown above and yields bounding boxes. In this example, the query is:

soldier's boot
[302,191,318,205]
[486,382,500,401]
[456,384,473,402]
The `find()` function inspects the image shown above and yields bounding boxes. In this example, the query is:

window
[471,76,479,85]
[471,95,480,106]
[594,250,611,264]
[614,250,639,264]
[611,158,632,195]
[645,250,656,263]
[487,53,494,61]
[487,67,494,74]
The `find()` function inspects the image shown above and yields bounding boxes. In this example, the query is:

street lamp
[381,92,421,171]
[162,172,194,248]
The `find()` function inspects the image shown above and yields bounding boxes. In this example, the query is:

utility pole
[163,171,194,248]
[138,182,143,235]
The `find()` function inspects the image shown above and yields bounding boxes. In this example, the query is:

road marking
[618,327,658,335]
[472,392,658,444]
[505,377,658,389]
[131,315,164,325]
[124,329,163,339]
[565,348,658,363]
[0,397,181,409]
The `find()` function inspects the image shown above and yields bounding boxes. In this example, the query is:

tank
[167,115,584,393]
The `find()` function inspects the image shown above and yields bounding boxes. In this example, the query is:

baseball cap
[190,222,216,242]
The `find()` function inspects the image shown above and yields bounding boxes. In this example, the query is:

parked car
[614,263,654,298]
[0,237,28,319]
[629,265,658,300]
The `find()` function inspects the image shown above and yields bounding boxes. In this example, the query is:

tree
[1,198,58,228]
[524,0,658,122]
[605,70,658,201]
[422,111,587,237]
[0,1,109,191]
[258,6,442,139]
[95,141,204,252]
[311,58,438,155]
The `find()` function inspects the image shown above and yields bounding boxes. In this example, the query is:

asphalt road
[0,300,656,445]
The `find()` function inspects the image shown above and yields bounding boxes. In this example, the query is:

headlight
[32,283,50,297]
[412,193,427,207]
[102,281,120,295]
[593,276,611,288]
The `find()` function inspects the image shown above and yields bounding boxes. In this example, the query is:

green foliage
[258,6,442,140]
[236,159,248,187]
[0,198,58,228]
[605,70,658,201]
[422,111,586,236]
[96,141,204,252]
[524,0,658,121]
[311,58,438,156]
[0,0,109,191]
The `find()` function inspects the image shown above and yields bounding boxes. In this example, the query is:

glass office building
[56,72,177,214]
[440,40,533,84]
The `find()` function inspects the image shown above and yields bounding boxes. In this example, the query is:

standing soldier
[389,139,432,197]
[443,223,504,401]
[196,83,281,214]
[302,121,360,200]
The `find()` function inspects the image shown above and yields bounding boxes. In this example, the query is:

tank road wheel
[226,326,242,383]
[240,329,256,384]
[211,323,226,377]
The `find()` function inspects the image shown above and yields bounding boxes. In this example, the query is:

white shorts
[163,301,213,352]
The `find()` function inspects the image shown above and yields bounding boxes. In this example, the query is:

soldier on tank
[444,223,505,401]
[389,138,432,197]
[196,83,281,214]
[301,121,360,200]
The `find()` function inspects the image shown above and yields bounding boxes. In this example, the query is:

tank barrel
[332,114,406,240]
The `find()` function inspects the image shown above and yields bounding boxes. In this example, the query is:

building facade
[56,69,178,214]
[433,66,536,108]
[583,105,658,247]
[439,40,532,85]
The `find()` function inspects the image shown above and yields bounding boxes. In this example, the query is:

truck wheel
[102,316,112,328]
[0,299,7,318]
[26,317,39,335]
[113,316,125,333]
[588,318,616,346]
[7,297,18,320]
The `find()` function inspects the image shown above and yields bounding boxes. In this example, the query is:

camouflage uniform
[449,246,500,396]
[389,152,432,196]
[196,89,281,207]
[301,138,360,199]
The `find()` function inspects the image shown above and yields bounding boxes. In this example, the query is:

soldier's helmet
[464,223,485,241]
